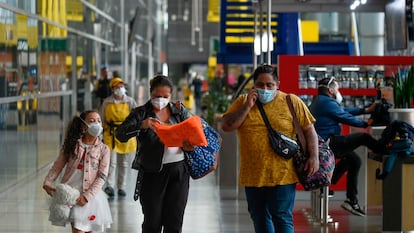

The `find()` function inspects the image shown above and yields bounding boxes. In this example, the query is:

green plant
[393,66,414,108]
[201,79,230,125]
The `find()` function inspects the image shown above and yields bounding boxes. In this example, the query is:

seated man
[309,77,386,217]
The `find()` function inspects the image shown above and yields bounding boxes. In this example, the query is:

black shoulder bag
[256,101,299,159]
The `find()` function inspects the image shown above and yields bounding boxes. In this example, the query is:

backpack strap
[286,94,307,153]
[175,101,182,111]
[173,101,187,122]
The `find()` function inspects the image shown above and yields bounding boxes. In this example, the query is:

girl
[43,110,112,233]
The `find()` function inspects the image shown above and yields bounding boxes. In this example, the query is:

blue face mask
[256,88,276,104]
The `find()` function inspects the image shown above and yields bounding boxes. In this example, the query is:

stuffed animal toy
[48,183,80,226]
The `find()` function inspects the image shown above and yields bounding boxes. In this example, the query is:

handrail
[231,75,253,102]
[0,2,114,46]
[0,91,73,104]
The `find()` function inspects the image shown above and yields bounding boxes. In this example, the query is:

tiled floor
[0,113,387,233]
[0,163,386,233]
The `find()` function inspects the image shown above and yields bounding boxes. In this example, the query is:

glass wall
[0,94,72,193]
[0,0,77,193]
[0,0,166,194]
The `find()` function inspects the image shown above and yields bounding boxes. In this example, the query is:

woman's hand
[245,88,258,109]
[76,195,88,206]
[43,185,56,196]
[305,156,320,177]
[141,117,161,130]
[182,140,195,152]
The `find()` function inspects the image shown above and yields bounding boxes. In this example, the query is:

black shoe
[341,199,366,216]
[118,189,126,197]
[104,187,115,197]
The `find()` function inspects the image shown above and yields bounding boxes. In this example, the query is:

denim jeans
[245,184,296,233]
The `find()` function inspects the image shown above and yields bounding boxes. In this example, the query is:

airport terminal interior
[1,0,414,232]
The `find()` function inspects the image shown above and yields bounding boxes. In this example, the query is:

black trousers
[329,132,384,202]
[140,160,190,233]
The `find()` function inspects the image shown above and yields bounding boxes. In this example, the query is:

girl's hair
[62,110,96,159]
[149,74,173,93]
[253,64,278,82]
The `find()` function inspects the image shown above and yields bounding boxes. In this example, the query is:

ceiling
[270,0,388,12]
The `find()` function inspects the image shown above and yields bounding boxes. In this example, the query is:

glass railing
[0,92,72,194]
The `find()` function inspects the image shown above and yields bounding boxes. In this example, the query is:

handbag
[186,118,222,179]
[286,95,335,191]
[256,101,299,159]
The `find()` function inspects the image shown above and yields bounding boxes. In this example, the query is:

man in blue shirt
[309,77,385,217]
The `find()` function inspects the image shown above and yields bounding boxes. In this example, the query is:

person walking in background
[43,110,112,232]
[191,74,203,114]
[309,77,385,217]
[100,77,138,197]
[94,66,112,107]
[221,64,319,233]
[116,75,195,233]
[76,69,88,113]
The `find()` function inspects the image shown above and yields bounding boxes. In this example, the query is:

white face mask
[87,122,103,137]
[151,97,169,110]
[114,87,126,97]
[81,118,103,137]
[335,91,343,104]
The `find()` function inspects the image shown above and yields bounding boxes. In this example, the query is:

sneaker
[118,189,126,197]
[104,187,115,197]
[341,199,366,216]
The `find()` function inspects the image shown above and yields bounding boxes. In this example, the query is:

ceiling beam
[270,0,388,13]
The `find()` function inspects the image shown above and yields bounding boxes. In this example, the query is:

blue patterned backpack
[186,118,222,179]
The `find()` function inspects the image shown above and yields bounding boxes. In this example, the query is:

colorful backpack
[186,118,222,179]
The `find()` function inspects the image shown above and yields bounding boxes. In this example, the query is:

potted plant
[389,65,414,125]
[393,65,414,108]
[201,78,230,126]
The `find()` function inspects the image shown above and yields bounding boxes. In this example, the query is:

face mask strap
[318,77,335,88]
[79,117,89,126]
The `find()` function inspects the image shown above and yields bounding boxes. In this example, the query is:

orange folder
[154,116,207,147]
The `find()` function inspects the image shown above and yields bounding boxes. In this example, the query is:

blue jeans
[245,184,296,233]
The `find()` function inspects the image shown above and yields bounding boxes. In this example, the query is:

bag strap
[286,95,307,153]
[256,101,276,133]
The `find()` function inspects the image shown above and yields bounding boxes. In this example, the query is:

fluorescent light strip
[341,67,360,71]
[309,67,327,71]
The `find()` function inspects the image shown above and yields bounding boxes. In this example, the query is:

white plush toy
[48,183,80,226]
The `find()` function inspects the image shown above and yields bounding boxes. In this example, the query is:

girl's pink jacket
[43,139,110,202]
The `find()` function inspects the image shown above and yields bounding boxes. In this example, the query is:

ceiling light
[341,67,360,71]
[309,67,327,72]
[350,0,365,10]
